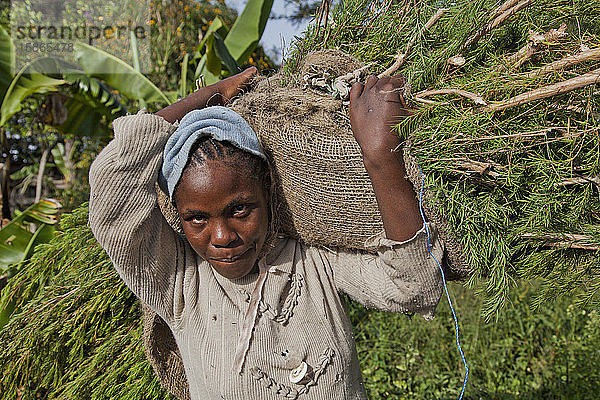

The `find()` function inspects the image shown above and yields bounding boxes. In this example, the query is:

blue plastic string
[417,166,469,400]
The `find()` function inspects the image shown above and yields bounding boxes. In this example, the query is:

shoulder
[111,108,177,140]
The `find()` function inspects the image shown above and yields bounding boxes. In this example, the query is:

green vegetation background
[1,0,599,398]
[1,206,598,399]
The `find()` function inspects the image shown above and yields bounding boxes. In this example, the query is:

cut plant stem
[507,24,568,69]
[455,159,503,178]
[492,0,524,18]
[521,232,599,251]
[468,0,532,50]
[315,0,330,41]
[414,88,487,105]
[449,0,532,65]
[555,176,600,187]
[481,67,600,112]
[526,47,600,78]
[378,8,448,78]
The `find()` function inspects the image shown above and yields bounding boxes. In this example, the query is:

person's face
[174,159,269,279]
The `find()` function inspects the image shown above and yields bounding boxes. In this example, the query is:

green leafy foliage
[213,32,240,75]
[224,0,274,63]
[0,26,15,100]
[286,0,600,318]
[195,0,274,85]
[74,42,169,105]
[0,198,61,272]
[0,198,61,330]
[349,286,600,400]
[0,206,173,399]
[57,73,128,137]
[0,58,65,127]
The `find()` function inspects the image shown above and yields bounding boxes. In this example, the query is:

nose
[210,218,240,248]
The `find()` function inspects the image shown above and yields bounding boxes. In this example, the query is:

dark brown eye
[191,216,207,225]
[232,204,250,217]
[185,214,207,225]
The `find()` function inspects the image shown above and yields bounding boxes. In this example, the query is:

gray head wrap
[158,106,266,200]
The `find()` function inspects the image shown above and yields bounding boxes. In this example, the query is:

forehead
[174,160,263,208]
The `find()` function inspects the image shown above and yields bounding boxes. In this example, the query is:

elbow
[382,282,443,319]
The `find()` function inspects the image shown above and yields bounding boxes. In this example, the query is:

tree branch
[414,88,488,105]
[378,8,448,77]
[448,0,532,66]
[492,0,524,17]
[481,67,600,112]
[507,24,568,69]
[521,232,599,251]
[554,176,600,187]
[525,47,600,78]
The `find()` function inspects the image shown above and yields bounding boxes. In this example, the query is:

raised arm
[156,67,257,123]
[88,68,257,322]
[349,75,422,241]
[319,75,443,318]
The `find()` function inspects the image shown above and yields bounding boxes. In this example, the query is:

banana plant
[0,26,170,217]
[0,198,61,273]
[194,0,274,86]
[0,198,62,330]
[0,27,15,105]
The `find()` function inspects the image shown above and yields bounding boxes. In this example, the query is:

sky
[226,0,311,63]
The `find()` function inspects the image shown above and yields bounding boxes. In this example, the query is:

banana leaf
[0,26,15,101]
[0,199,61,272]
[225,0,274,63]
[74,42,169,105]
[0,57,65,127]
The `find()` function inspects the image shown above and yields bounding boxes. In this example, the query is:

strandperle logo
[14,22,148,44]
[11,0,151,74]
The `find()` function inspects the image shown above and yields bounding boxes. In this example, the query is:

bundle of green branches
[0,206,173,399]
[282,0,600,317]
[1,0,599,398]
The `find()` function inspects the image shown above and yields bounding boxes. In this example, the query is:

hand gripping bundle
[147,49,469,399]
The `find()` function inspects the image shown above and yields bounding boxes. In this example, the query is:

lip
[209,247,253,263]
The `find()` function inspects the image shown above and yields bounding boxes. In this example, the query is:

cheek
[181,226,209,253]
[240,210,269,244]
[241,217,266,242]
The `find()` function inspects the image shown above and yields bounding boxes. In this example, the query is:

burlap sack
[229,49,468,277]
[141,302,190,400]
[143,49,469,399]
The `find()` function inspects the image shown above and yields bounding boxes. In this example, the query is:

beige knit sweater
[88,110,444,400]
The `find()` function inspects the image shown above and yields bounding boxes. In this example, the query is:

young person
[88,67,443,399]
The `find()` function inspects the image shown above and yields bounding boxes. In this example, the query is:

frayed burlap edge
[141,302,190,400]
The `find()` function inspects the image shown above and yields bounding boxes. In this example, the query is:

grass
[1,0,599,397]
[349,282,600,399]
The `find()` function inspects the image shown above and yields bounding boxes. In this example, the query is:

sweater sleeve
[318,223,444,319]
[88,110,185,323]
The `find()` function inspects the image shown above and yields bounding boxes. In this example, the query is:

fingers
[389,74,406,86]
[364,75,378,91]
[239,66,258,81]
[349,81,364,104]
[377,76,408,108]
[218,67,258,103]
[218,67,253,88]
